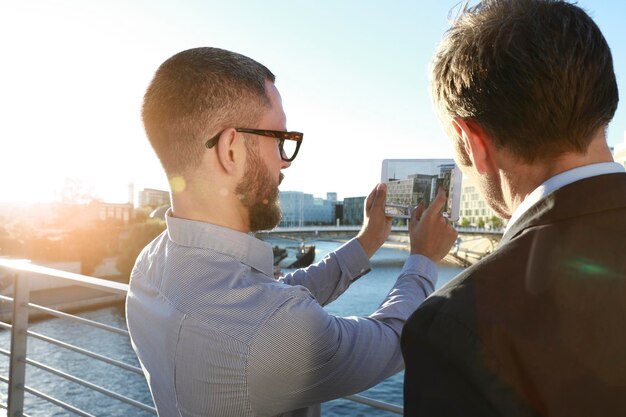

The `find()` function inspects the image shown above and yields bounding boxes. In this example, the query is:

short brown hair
[431,0,618,162]
[142,47,275,175]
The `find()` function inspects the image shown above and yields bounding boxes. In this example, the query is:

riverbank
[380,234,497,268]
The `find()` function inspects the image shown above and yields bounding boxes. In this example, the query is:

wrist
[356,235,378,258]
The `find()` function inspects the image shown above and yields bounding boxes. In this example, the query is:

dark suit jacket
[401,173,626,417]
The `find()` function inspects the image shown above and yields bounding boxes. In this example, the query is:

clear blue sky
[1,0,625,203]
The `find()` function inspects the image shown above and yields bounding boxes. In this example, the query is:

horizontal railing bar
[0,404,31,417]
[0,259,128,295]
[1,328,140,376]
[0,350,151,416]
[1,296,128,337]
[344,394,403,414]
[26,329,144,375]
[0,294,13,303]
[0,377,32,417]
[26,303,129,336]
[22,384,96,417]
[23,357,157,414]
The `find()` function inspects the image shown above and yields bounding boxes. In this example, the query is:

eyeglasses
[205,128,303,162]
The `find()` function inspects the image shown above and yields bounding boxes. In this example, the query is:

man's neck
[170,186,250,233]
[501,134,614,216]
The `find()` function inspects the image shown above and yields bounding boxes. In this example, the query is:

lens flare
[564,258,616,278]
[169,176,186,193]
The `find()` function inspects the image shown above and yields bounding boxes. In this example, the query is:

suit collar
[504,162,625,236]
[500,173,626,246]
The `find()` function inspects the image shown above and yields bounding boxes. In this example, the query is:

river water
[0,239,463,416]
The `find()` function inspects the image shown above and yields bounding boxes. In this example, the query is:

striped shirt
[126,214,437,417]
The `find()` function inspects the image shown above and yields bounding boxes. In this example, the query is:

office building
[93,201,134,224]
[342,196,366,226]
[459,176,505,229]
[278,191,336,227]
[138,188,170,209]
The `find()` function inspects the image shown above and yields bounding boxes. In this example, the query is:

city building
[138,188,170,209]
[385,164,457,209]
[278,191,336,227]
[92,201,134,225]
[342,196,366,226]
[334,201,344,226]
[45,201,136,230]
[459,176,505,229]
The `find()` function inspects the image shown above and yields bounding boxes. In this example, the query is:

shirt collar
[504,162,625,236]
[164,210,274,277]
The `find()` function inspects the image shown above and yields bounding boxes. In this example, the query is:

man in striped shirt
[126,47,457,417]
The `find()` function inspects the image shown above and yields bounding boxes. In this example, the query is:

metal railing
[0,258,402,416]
[0,258,156,416]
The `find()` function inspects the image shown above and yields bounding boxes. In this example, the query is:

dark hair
[142,47,276,175]
[431,0,618,162]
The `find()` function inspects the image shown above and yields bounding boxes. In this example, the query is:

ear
[215,128,245,175]
[451,118,496,175]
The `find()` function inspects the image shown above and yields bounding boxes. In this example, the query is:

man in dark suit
[401,0,626,416]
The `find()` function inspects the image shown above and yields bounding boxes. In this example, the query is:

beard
[476,171,510,219]
[235,148,283,232]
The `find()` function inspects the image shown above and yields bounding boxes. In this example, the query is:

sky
[2,0,625,204]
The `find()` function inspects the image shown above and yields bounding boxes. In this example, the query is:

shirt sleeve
[247,252,438,416]
[278,238,372,306]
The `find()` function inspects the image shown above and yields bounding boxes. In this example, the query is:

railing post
[8,272,30,416]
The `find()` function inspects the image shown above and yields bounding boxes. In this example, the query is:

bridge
[257,225,503,240]
[257,225,503,268]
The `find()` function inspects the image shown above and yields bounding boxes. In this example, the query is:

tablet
[381,158,462,222]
